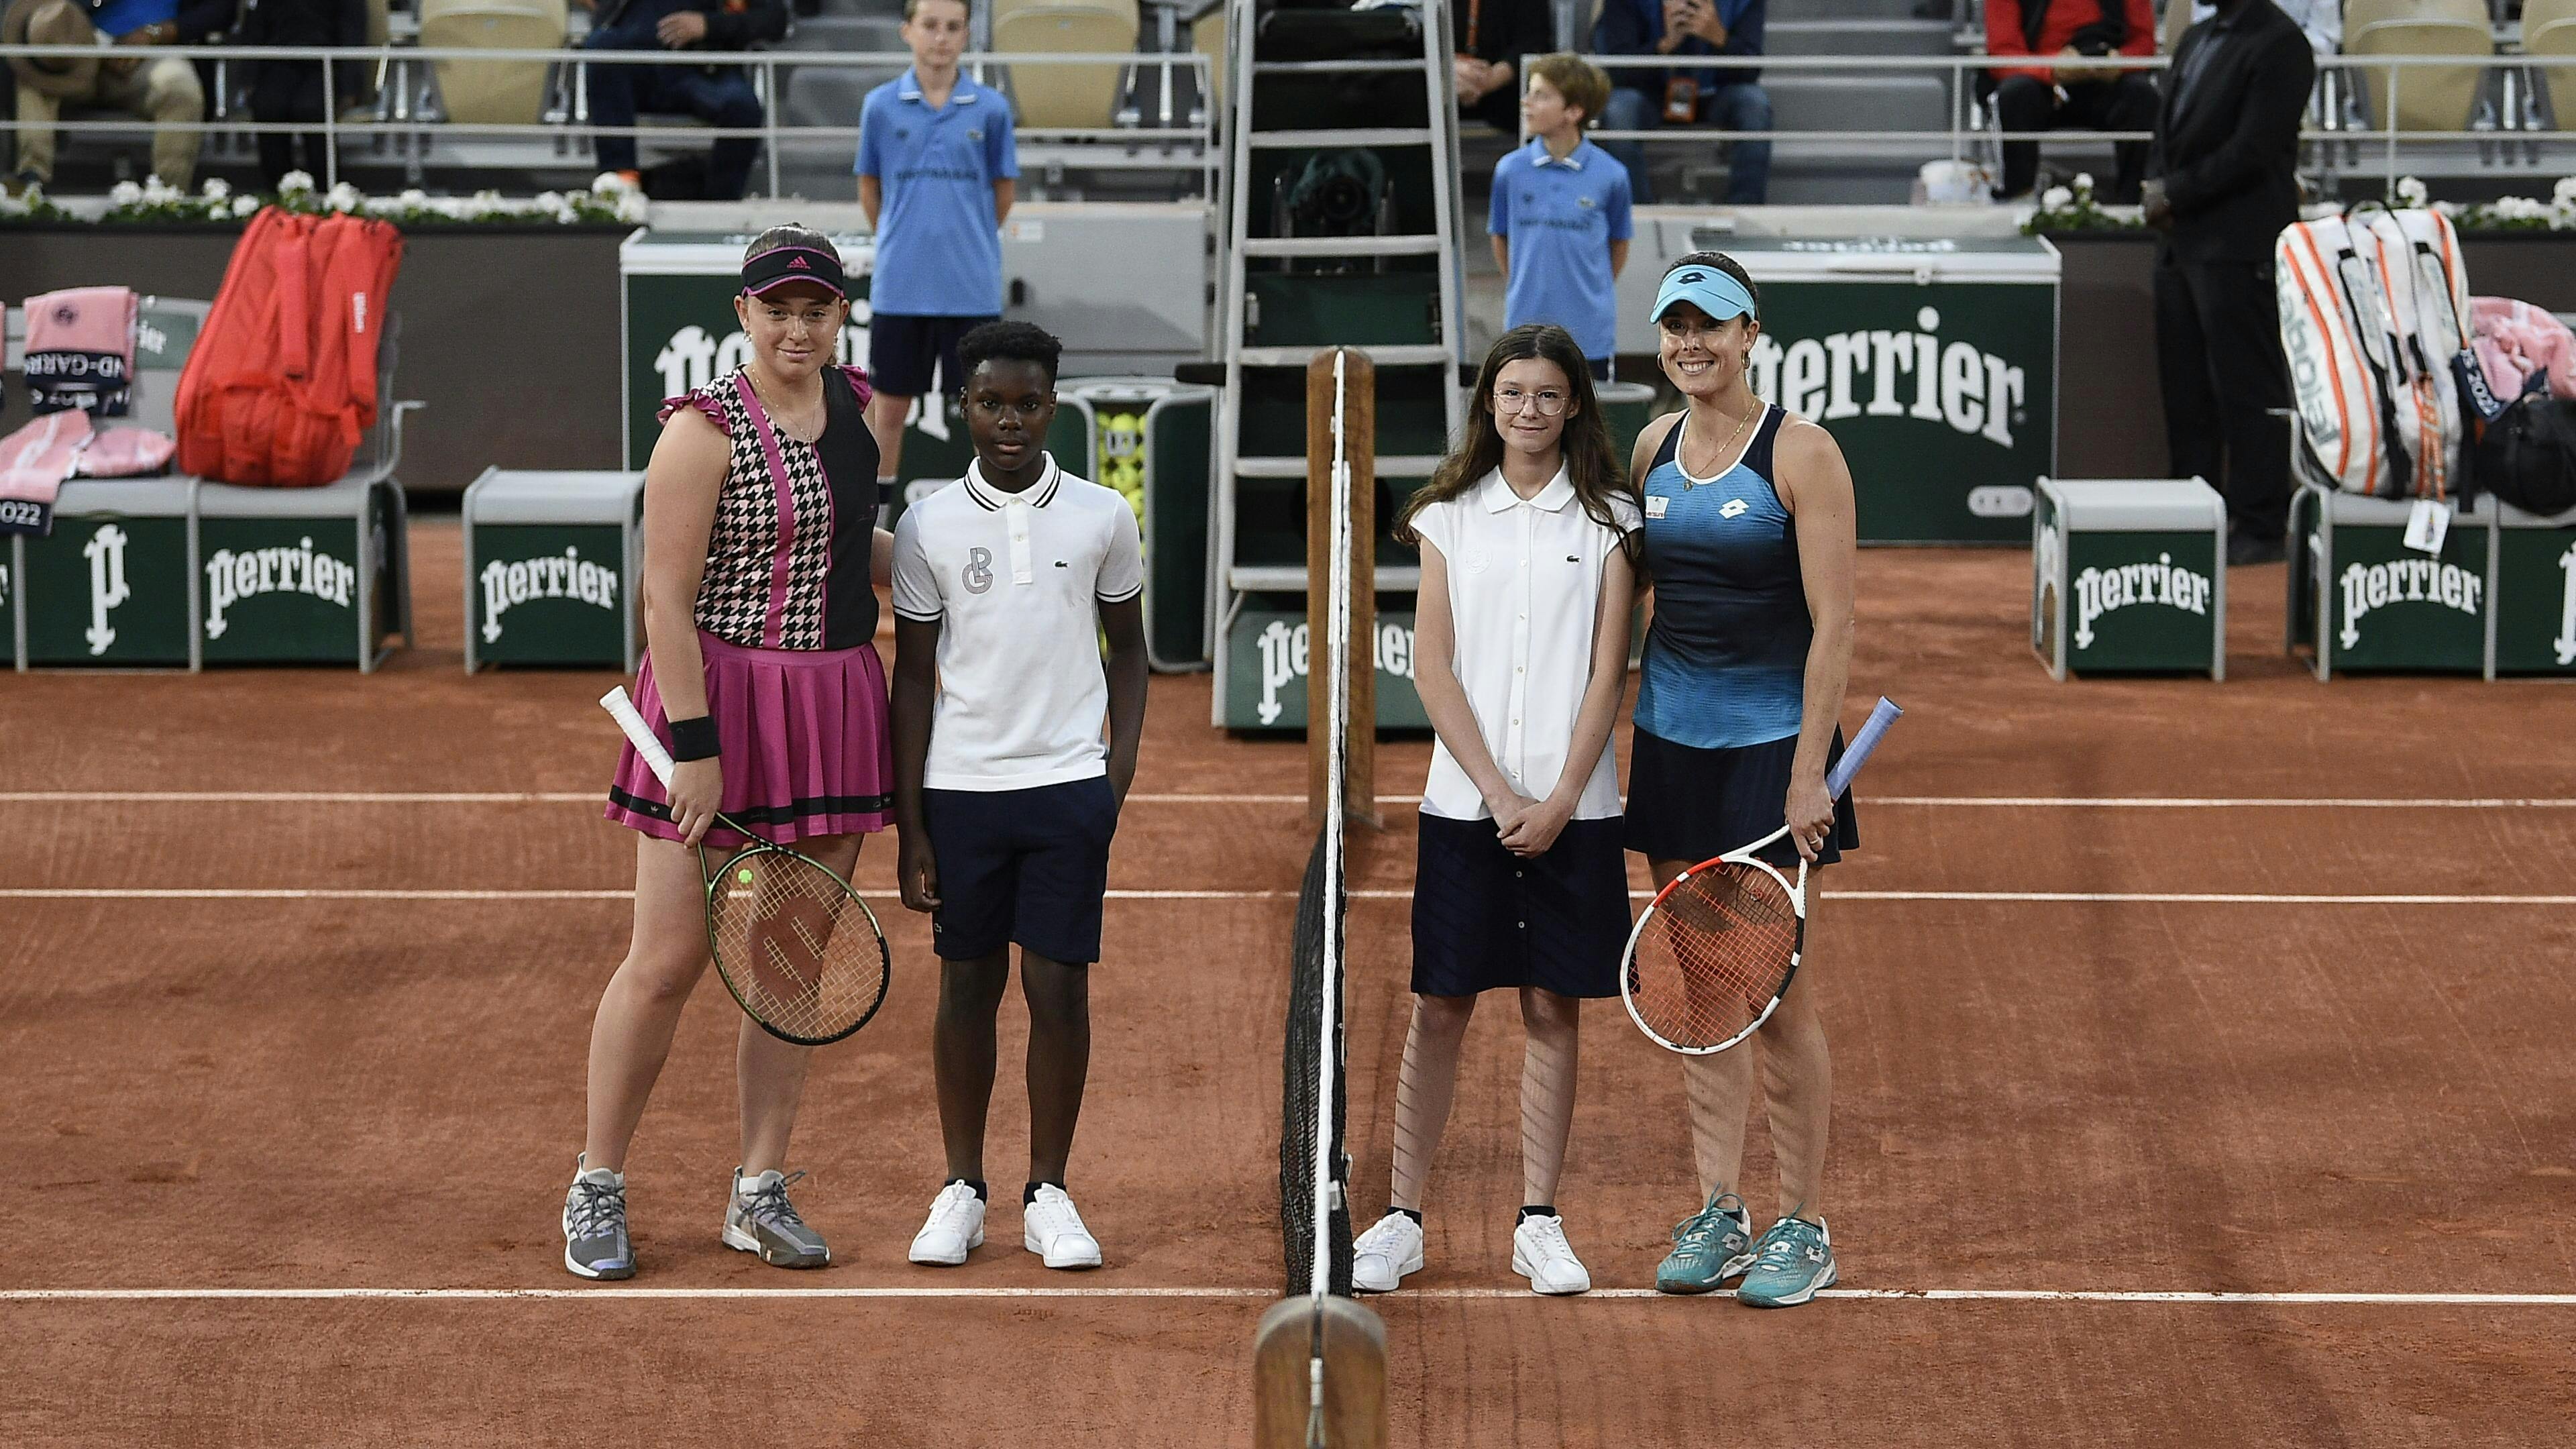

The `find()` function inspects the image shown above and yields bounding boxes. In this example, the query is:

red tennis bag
[174,207,403,488]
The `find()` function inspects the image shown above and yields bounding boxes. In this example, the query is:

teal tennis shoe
[1654,1190,1754,1294]
[1737,1216,1836,1307]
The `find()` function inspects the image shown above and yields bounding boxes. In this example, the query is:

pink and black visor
[741,246,849,300]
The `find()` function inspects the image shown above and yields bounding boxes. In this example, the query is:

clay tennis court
[4,525,2573,1445]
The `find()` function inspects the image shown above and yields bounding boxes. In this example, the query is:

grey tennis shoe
[561,1155,635,1281]
[724,1168,833,1268]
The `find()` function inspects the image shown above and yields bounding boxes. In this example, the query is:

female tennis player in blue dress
[564,225,893,1281]
[1626,254,1859,1308]
[1350,324,1641,1297]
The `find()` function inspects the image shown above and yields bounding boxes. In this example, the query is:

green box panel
[0,549,15,665]
[198,517,378,665]
[1232,476,1426,569]
[472,523,632,667]
[2056,530,2220,673]
[1222,596,1430,731]
[1145,397,1214,666]
[2312,521,2491,673]
[1238,364,1451,459]
[1745,280,2057,543]
[2492,526,2576,676]
[23,515,191,665]
[1246,272,1440,350]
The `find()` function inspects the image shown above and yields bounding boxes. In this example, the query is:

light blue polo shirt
[855,68,1019,317]
[1489,138,1633,362]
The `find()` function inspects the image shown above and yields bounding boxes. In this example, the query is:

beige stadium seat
[2527,0,2576,129]
[1193,4,1224,113]
[421,0,570,127]
[2344,0,2493,134]
[996,0,1139,129]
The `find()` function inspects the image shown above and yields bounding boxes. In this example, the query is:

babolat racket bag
[2276,205,2477,501]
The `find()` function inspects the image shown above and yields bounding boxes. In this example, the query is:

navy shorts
[922,777,1118,965]
[1622,727,1862,870]
[868,313,997,398]
[1411,814,1633,999]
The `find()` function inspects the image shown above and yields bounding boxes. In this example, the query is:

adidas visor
[742,246,849,300]
[1652,264,1757,325]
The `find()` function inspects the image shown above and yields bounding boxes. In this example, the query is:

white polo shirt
[1410,469,1638,822]
[890,454,1144,791]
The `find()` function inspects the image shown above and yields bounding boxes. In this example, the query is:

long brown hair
[1393,324,1638,559]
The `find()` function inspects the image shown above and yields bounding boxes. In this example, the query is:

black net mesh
[1279,827,1354,1296]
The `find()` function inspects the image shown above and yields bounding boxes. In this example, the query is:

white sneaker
[907,1181,987,1267]
[1022,1185,1103,1269]
[1511,1214,1591,1295]
[1351,1212,1425,1293]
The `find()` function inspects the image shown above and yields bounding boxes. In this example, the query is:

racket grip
[1825,696,1903,800]
[600,687,678,791]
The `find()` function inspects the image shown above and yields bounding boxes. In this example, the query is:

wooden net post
[1252,1295,1387,1449]
[1306,348,1379,828]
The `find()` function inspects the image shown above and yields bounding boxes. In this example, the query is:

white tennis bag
[2275,206,2477,500]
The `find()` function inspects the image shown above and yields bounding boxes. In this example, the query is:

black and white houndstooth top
[659,366,884,651]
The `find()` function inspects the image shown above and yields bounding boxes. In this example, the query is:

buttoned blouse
[1411,469,1638,822]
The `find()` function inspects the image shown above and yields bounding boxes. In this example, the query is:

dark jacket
[1452,0,1552,132]
[590,0,787,54]
[1593,0,1764,95]
[2149,0,2314,264]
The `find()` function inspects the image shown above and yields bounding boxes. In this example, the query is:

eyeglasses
[1493,385,1570,417]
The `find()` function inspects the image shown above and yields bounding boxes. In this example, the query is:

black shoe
[2227,529,2286,566]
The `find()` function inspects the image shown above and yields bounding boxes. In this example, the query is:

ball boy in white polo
[889,321,1148,1271]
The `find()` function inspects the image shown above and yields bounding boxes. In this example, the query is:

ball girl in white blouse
[1350,323,1643,1296]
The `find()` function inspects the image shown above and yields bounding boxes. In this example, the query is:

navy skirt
[1622,727,1862,870]
[1410,814,1634,999]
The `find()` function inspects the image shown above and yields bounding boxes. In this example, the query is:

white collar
[1527,138,1585,170]
[963,453,1061,509]
[898,68,983,105]
[1479,466,1576,513]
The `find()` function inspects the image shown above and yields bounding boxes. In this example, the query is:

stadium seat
[421,0,571,127]
[995,0,1138,129]
[1192,1,1223,111]
[2525,0,2576,128]
[2343,0,2493,134]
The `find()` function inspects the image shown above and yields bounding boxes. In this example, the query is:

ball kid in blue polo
[1489,54,1634,382]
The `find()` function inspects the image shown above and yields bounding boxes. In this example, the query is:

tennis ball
[737,867,754,885]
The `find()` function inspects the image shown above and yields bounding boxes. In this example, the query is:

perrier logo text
[2339,557,2483,649]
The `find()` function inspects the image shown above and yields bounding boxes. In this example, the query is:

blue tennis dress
[1635,403,1809,749]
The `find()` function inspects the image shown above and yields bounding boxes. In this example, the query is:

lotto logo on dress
[481,549,621,643]
[204,538,358,639]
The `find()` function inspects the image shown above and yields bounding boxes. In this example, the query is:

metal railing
[0,43,1216,199]
[1518,52,2576,196]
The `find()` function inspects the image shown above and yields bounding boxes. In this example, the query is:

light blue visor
[1652,265,1757,325]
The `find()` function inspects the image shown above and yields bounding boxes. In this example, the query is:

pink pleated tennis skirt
[604,630,894,852]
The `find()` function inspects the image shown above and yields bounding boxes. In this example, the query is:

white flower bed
[3,172,650,226]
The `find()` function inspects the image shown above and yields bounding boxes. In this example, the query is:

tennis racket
[1619,696,1903,1055]
[601,686,890,1047]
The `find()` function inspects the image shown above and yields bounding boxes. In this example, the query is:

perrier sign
[1726,236,2061,545]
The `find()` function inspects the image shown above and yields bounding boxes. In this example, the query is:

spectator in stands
[1491,55,1631,382]
[1984,0,2159,203]
[5,0,209,191]
[1452,0,1554,135]
[2145,0,2314,565]
[2187,0,2337,57]
[1593,0,1771,205]
[238,0,368,192]
[856,0,1015,495]
[580,0,788,201]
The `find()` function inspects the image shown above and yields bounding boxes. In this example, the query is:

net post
[1305,348,1380,828]
[1252,1296,1387,1449]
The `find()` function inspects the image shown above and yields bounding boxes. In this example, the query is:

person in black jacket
[582,0,788,201]
[1593,0,1769,205]
[1452,0,1554,135]
[2143,0,2312,564]
[238,0,366,191]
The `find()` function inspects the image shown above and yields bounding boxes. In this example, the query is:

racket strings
[708,849,887,1043]
[1628,863,1801,1051]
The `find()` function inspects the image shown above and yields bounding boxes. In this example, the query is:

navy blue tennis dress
[1625,404,1860,869]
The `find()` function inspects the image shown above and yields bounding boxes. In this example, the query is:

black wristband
[667,715,720,762]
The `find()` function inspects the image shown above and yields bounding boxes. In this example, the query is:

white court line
[4,1286,2572,1306]
[7,888,2574,906]
[7,792,2576,809]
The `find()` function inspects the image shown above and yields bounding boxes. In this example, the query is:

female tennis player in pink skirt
[563,225,892,1281]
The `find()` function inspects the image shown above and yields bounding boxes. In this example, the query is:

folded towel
[0,409,93,537]
[23,286,139,416]
[2470,297,2576,405]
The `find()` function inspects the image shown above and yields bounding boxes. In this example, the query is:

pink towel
[2470,296,2576,404]
[76,426,175,479]
[22,286,138,416]
[0,410,93,537]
